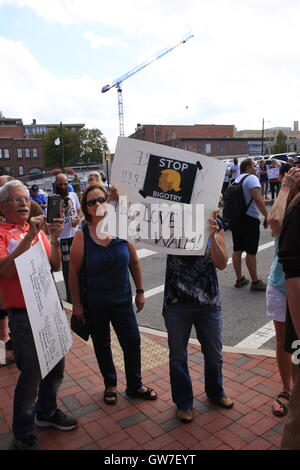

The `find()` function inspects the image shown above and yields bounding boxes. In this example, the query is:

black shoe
[12,434,42,450]
[36,409,77,431]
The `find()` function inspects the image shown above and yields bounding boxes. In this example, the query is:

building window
[0,149,2,159]
[5,167,11,175]
[205,144,211,154]
[17,149,23,159]
[32,148,38,158]
[25,148,30,158]
[4,149,9,159]
[18,166,24,176]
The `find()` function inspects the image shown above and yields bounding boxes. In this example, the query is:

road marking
[234,321,275,348]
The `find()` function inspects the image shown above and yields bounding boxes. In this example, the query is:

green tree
[79,128,109,165]
[43,127,80,168]
[272,130,288,154]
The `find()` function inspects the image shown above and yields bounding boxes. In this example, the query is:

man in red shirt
[0,180,77,450]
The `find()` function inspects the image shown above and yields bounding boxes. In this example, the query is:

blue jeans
[164,303,224,410]
[8,312,64,439]
[88,301,142,391]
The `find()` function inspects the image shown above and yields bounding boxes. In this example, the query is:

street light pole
[261,118,265,156]
[60,122,65,173]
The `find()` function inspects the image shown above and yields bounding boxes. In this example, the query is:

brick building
[166,137,262,157]
[129,124,236,143]
[0,117,84,178]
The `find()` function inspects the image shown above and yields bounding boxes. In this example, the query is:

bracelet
[50,240,60,248]
[136,289,144,294]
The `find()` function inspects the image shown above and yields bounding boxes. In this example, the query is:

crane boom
[101,33,193,136]
[102,33,193,93]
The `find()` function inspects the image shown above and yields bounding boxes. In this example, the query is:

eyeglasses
[86,196,107,207]
[4,196,31,204]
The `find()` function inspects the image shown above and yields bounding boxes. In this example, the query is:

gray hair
[0,180,29,202]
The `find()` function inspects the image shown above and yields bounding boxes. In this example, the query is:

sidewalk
[0,306,285,451]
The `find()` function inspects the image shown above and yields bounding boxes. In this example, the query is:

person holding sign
[268,160,281,201]
[0,180,77,450]
[69,184,157,406]
[163,210,233,424]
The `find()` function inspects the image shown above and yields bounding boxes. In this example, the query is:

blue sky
[1,0,300,151]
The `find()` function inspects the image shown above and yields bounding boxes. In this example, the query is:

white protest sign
[109,137,227,255]
[15,241,72,378]
[267,167,279,179]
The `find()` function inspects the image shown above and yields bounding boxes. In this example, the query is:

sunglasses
[86,196,107,207]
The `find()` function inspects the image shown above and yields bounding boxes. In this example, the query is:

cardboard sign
[15,241,73,378]
[267,167,280,179]
[110,137,227,255]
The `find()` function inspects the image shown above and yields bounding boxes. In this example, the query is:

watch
[50,240,60,247]
[136,289,144,294]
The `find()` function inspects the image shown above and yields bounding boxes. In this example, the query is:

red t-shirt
[0,222,50,309]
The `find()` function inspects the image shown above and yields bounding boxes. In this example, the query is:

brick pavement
[0,324,286,451]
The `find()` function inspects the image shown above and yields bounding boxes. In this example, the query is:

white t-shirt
[230,164,240,180]
[60,192,81,240]
[235,173,261,219]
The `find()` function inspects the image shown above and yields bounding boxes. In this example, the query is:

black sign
[139,154,201,204]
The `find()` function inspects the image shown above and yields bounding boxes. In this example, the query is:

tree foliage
[43,127,80,168]
[272,130,288,154]
[43,126,109,168]
[79,128,109,165]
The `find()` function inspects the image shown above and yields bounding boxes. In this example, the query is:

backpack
[222,174,253,224]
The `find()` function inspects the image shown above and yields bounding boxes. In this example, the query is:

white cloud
[84,31,126,49]
[2,1,300,151]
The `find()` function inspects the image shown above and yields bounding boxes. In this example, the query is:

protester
[163,211,233,423]
[268,160,281,201]
[278,186,300,450]
[72,174,82,201]
[54,173,82,303]
[0,180,77,450]
[69,184,157,405]
[29,185,47,215]
[267,164,300,416]
[229,158,269,291]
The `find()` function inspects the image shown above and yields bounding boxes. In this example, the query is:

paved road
[55,212,277,351]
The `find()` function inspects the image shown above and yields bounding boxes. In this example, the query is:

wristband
[136,289,144,294]
[50,240,60,248]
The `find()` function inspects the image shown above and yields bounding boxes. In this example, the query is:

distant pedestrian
[229,158,240,181]
[267,160,281,201]
[258,159,269,200]
[29,185,47,215]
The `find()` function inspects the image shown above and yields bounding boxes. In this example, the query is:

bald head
[55,173,69,197]
[0,175,14,187]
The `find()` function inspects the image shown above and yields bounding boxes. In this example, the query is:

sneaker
[12,434,41,450]
[211,395,234,409]
[177,408,193,423]
[234,276,250,288]
[35,409,77,431]
[250,279,267,291]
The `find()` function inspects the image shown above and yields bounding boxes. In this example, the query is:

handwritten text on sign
[15,241,72,378]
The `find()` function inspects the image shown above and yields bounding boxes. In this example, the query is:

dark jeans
[270,181,281,200]
[8,311,64,439]
[88,302,142,391]
[164,303,224,410]
[60,237,73,303]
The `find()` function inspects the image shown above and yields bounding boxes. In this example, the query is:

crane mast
[101,33,193,136]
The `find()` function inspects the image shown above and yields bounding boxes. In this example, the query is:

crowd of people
[0,158,300,450]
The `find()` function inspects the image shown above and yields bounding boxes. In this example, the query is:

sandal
[126,386,157,401]
[272,392,290,417]
[103,390,117,405]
